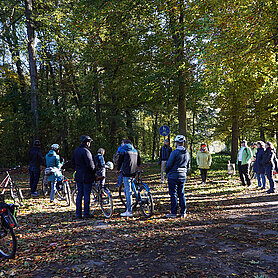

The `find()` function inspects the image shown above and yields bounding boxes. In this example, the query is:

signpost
[159,125,170,141]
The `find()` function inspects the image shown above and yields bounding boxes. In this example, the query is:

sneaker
[120,211,133,217]
[166,213,177,218]
[180,214,187,219]
[267,189,275,194]
[201,182,205,186]
[31,192,39,196]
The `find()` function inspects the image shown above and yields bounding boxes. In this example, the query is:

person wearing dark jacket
[117,139,141,217]
[29,140,44,196]
[159,139,172,184]
[94,148,106,187]
[165,135,190,219]
[263,141,277,194]
[71,135,96,219]
[253,141,266,189]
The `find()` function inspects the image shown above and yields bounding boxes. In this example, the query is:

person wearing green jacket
[196,143,212,185]
[236,140,252,186]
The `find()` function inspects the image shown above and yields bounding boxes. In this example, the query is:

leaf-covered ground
[1,163,278,278]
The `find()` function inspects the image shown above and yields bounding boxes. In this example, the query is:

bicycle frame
[0,172,12,196]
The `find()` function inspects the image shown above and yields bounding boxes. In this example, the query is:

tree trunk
[231,114,239,163]
[25,0,39,137]
[259,126,265,142]
[152,113,158,160]
[93,71,102,133]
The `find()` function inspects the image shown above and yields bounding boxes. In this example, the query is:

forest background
[0,0,278,167]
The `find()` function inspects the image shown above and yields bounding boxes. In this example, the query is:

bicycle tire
[90,186,99,214]
[138,183,154,218]
[0,221,17,259]
[118,183,138,210]
[10,182,23,206]
[100,188,113,218]
[71,187,77,205]
[64,181,71,206]
[42,175,51,197]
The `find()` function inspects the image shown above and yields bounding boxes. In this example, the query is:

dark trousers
[29,167,40,193]
[265,165,275,192]
[238,162,251,186]
[200,169,208,183]
[168,178,187,215]
[76,182,92,218]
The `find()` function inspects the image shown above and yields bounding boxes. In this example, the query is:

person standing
[165,135,190,219]
[29,140,44,196]
[117,139,141,217]
[253,141,266,189]
[159,139,172,183]
[263,141,277,194]
[114,141,124,187]
[45,144,64,203]
[236,140,252,186]
[196,143,212,185]
[95,148,106,187]
[71,135,96,219]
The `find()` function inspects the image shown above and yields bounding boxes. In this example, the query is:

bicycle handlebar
[0,165,21,174]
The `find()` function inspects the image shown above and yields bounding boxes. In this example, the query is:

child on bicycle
[45,144,64,203]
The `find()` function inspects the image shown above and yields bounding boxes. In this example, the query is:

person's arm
[158,147,162,165]
[165,151,175,174]
[117,153,124,171]
[196,152,200,166]
[99,155,105,169]
[247,148,252,162]
[208,152,212,166]
[137,151,141,167]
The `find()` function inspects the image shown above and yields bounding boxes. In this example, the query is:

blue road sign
[159,125,170,137]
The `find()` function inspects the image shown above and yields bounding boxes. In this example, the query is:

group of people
[29,135,276,221]
[237,140,277,194]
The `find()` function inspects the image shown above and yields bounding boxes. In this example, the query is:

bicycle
[0,196,18,259]
[41,170,71,206]
[119,171,154,218]
[71,179,113,218]
[0,166,23,206]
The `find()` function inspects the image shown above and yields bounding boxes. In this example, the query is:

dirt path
[1,164,277,277]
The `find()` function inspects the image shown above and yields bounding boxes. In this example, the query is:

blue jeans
[117,172,123,187]
[29,167,40,193]
[256,172,266,188]
[265,165,275,191]
[123,177,133,213]
[168,178,187,215]
[76,182,92,217]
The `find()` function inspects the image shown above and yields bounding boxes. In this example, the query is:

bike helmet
[80,135,93,144]
[174,135,186,143]
[51,144,60,151]
[106,161,114,170]
[34,140,40,146]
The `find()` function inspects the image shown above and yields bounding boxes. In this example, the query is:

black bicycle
[0,166,23,206]
[41,170,71,206]
[0,197,18,259]
[119,171,154,218]
[71,179,113,218]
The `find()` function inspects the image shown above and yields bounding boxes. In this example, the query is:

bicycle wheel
[10,182,23,206]
[119,183,137,210]
[64,181,71,206]
[71,187,77,205]
[42,176,51,197]
[138,183,154,218]
[90,187,99,214]
[100,188,113,218]
[0,222,17,259]
[56,181,71,206]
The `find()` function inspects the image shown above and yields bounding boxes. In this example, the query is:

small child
[94,148,106,187]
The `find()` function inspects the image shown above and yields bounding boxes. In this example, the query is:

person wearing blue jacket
[253,141,266,189]
[45,144,63,203]
[71,135,96,219]
[95,148,106,187]
[117,139,141,217]
[165,135,190,219]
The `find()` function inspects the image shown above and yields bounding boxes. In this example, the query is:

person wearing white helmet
[45,143,64,203]
[165,135,190,219]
